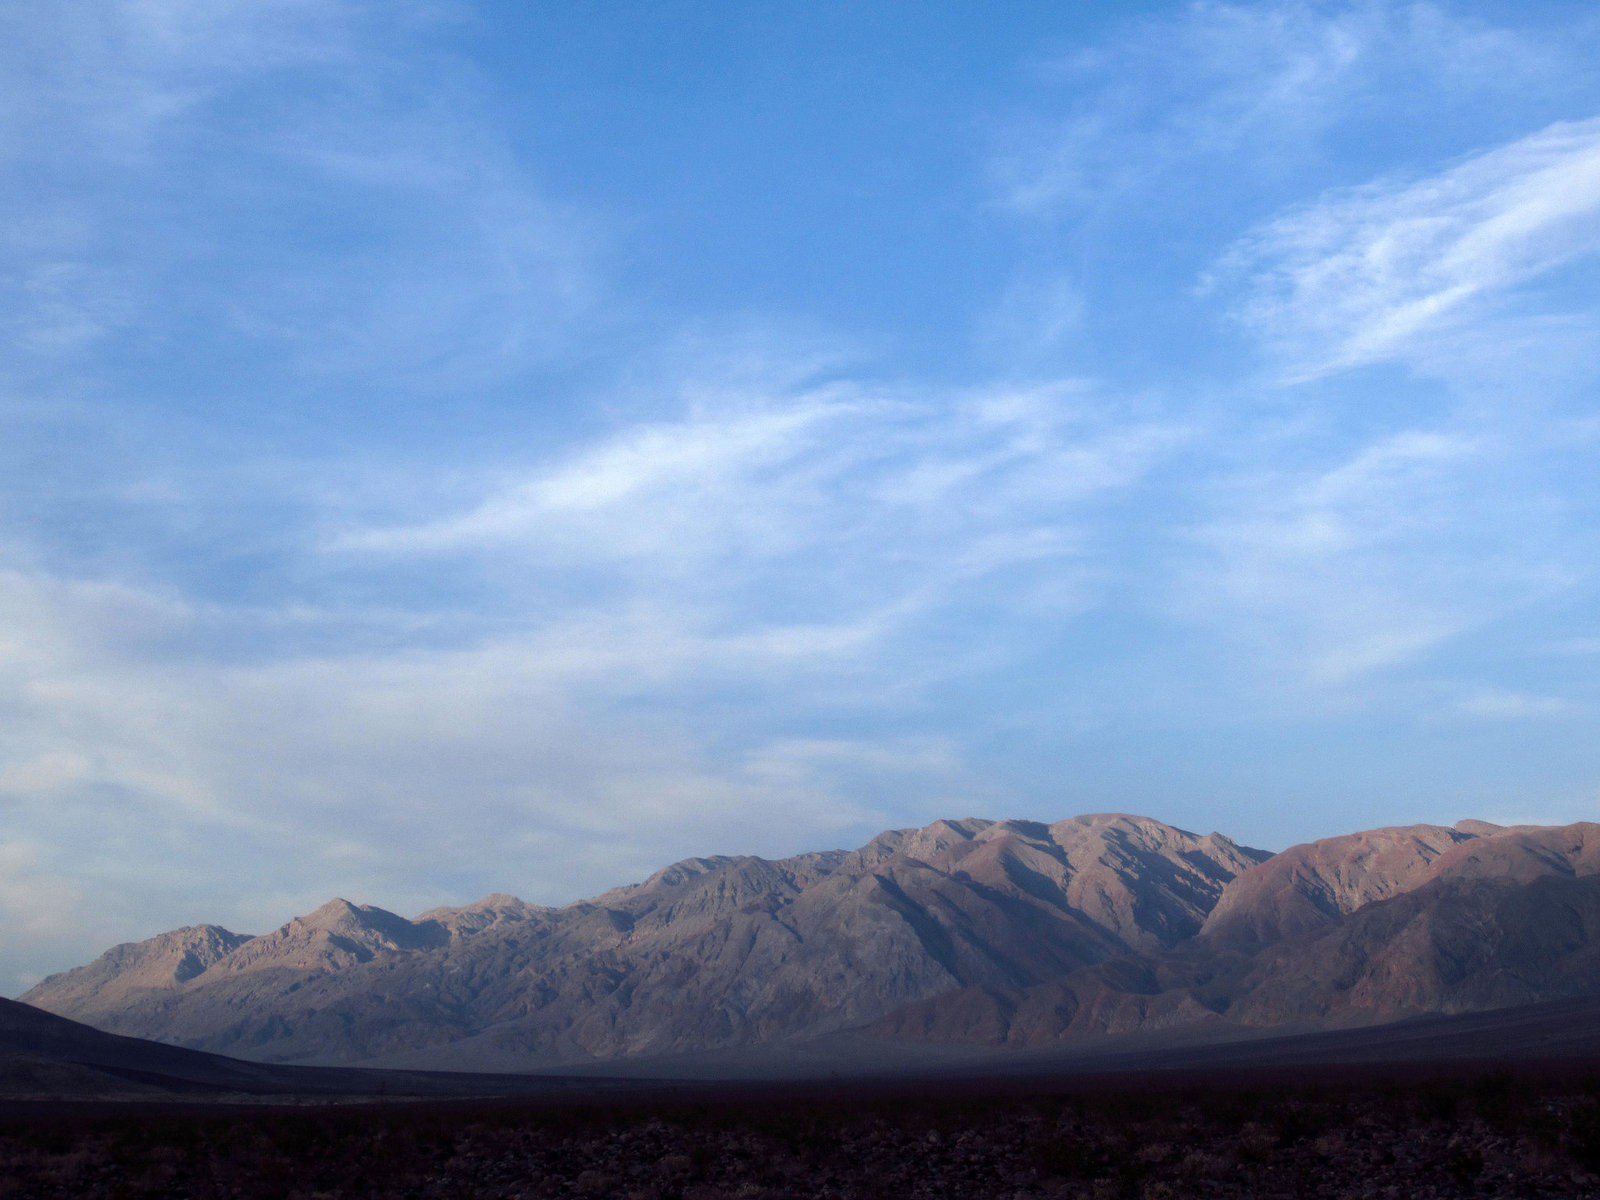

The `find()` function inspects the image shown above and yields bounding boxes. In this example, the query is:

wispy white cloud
[1176,427,1572,687]
[1218,115,1600,379]
[334,374,1183,611]
[994,1,1555,217]
[1546,636,1600,656]
[338,400,851,560]
[1453,688,1572,720]
[0,0,600,390]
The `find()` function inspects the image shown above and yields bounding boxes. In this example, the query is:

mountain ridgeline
[22,814,1600,1071]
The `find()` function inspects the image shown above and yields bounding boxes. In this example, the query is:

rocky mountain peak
[18,923,255,1024]
[415,893,547,940]
[294,898,367,931]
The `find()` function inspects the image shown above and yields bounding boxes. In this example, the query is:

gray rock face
[21,814,1265,1067]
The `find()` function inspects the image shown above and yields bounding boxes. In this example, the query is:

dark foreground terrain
[4,1065,1600,1200]
[6,995,1600,1197]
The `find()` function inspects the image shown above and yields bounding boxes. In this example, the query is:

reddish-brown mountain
[867,820,1600,1047]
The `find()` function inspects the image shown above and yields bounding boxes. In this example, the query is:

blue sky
[4,0,1600,992]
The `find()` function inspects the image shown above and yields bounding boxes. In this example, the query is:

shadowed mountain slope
[0,996,665,1100]
[0,995,409,1096]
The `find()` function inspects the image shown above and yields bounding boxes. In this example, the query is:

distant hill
[22,814,1600,1072]
[0,994,378,1097]
[0,997,653,1100]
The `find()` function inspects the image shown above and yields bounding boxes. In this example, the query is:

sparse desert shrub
[10,1071,1600,1199]
[1310,1131,1346,1156]
[574,1167,618,1196]
[1568,1099,1600,1172]
[1445,1145,1484,1184]
[1516,1136,1569,1177]
[1033,1136,1106,1179]
[657,1151,694,1180]
[1271,1104,1325,1147]
[1233,1122,1276,1162]
[1175,1148,1229,1178]
[1423,1082,1470,1121]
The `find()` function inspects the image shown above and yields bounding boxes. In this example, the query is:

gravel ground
[1,1072,1598,1199]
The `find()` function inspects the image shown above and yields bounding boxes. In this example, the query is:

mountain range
[22,813,1600,1072]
